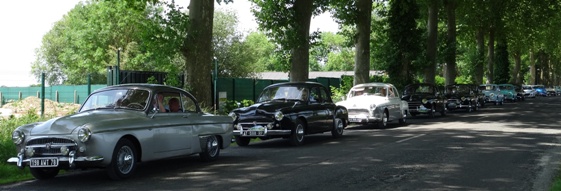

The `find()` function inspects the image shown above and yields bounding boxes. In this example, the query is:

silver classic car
[336,83,408,128]
[8,84,233,180]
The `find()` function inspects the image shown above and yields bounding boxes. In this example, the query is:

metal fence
[0,77,341,107]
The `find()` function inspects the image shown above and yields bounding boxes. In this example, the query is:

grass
[552,172,561,191]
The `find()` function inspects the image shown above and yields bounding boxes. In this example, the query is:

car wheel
[428,104,435,118]
[30,168,59,180]
[234,136,250,146]
[440,105,447,116]
[331,118,344,138]
[199,135,220,162]
[398,111,407,125]
[377,111,389,128]
[290,119,305,146]
[107,138,137,180]
[499,99,504,105]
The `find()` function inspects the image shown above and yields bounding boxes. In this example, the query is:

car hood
[29,110,144,136]
[401,94,436,101]
[445,93,472,99]
[234,101,298,115]
[337,96,387,108]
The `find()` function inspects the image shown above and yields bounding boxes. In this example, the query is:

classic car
[336,83,408,128]
[546,87,557,96]
[534,85,547,97]
[229,82,348,146]
[401,83,447,118]
[479,84,505,105]
[514,84,526,101]
[444,84,480,112]
[555,86,561,96]
[8,84,233,180]
[498,84,517,102]
[522,85,537,98]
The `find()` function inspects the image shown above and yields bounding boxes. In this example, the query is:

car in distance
[401,83,447,118]
[514,84,526,101]
[229,82,348,146]
[444,84,480,112]
[8,84,234,180]
[534,85,547,97]
[498,84,517,102]
[522,85,537,98]
[336,83,408,128]
[479,84,505,105]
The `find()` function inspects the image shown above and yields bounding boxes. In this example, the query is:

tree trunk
[424,0,438,84]
[182,0,214,108]
[510,51,522,84]
[486,28,495,84]
[353,0,372,85]
[444,0,456,86]
[289,0,314,82]
[474,28,485,84]
[530,50,535,85]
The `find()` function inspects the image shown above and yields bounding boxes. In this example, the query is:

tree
[250,0,330,82]
[31,0,187,85]
[423,0,438,84]
[385,0,422,89]
[443,0,457,86]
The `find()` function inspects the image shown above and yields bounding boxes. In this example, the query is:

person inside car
[168,98,181,112]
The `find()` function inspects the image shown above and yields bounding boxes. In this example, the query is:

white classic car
[336,83,409,128]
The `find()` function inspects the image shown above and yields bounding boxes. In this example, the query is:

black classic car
[444,84,480,112]
[229,82,348,146]
[402,83,447,118]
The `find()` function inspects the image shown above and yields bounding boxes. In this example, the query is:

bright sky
[0,0,338,87]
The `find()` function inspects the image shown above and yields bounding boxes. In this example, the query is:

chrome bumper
[233,129,291,137]
[7,151,103,168]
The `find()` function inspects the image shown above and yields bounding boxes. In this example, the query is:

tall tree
[385,0,422,88]
[443,0,457,86]
[330,0,372,85]
[250,0,330,82]
[424,0,438,84]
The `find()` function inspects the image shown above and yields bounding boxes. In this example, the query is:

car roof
[265,81,326,89]
[92,84,186,94]
[351,83,393,89]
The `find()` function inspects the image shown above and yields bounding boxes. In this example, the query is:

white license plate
[30,158,59,168]
[349,118,362,122]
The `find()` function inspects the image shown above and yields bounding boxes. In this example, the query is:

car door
[306,87,327,133]
[388,86,401,121]
[318,86,335,131]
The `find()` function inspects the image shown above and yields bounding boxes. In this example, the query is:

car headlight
[77,127,92,143]
[490,93,495,97]
[370,104,377,110]
[274,111,284,121]
[422,99,428,104]
[228,112,238,121]
[12,130,24,145]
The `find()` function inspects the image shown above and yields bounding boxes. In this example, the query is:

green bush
[220,99,255,115]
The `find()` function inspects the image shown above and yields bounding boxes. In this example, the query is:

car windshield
[349,86,387,98]
[80,89,150,112]
[479,85,494,91]
[404,85,434,95]
[522,86,532,90]
[447,85,471,94]
[257,86,308,102]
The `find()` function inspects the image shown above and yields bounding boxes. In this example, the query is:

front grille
[408,101,422,109]
[347,109,369,116]
[26,137,77,156]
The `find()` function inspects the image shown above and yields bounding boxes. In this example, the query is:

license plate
[243,126,265,136]
[30,158,59,168]
[349,118,362,122]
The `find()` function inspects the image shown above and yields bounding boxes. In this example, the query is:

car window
[181,93,198,113]
[80,89,149,112]
[310,87,321,103]
[319,87,330,103]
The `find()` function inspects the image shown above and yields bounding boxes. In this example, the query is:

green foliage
[493,39,511,84]
[0,112,48,184]
[31,0,188,85]
[220,99,255,115]
[146,76,158,84]
[434,76,445,86]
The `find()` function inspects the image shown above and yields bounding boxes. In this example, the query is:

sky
[0,0,338,87]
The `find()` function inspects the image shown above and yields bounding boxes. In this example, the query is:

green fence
[0,77,341,107]
[0,85,107,106]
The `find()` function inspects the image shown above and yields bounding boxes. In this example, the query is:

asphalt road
[3,96,561,191]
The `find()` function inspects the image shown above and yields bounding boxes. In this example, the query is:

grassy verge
[552,172,561,191]
[0,111,46,185]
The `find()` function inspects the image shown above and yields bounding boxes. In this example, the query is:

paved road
[3,96,561,191]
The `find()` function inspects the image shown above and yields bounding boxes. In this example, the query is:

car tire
[429,104,435,118]
[107,138,137,180]
[398,111,407,125]
[199,135,220,162]
[289,119,305,146]
[234,136,250,146]
[331,118,344,138]
[377,111,389,128]
[30,168,59,180]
